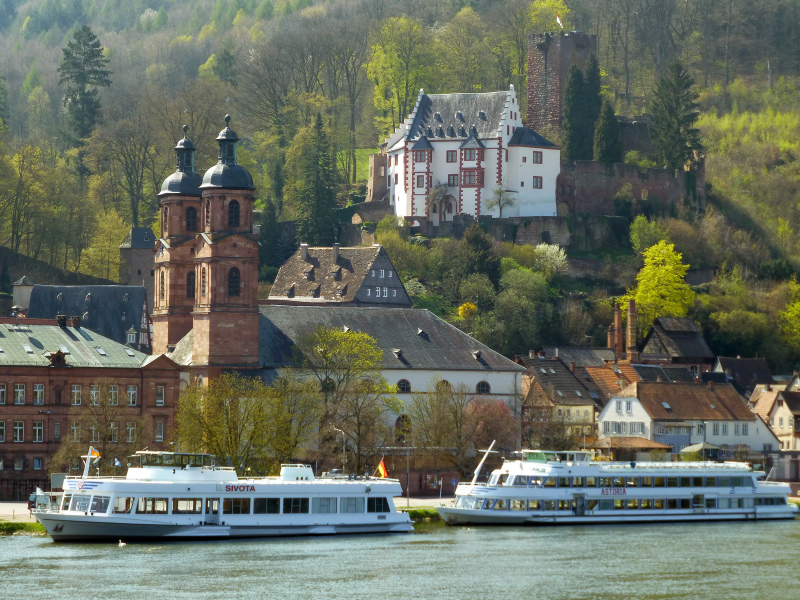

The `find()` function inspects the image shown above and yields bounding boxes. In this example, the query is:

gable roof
[780,391,800,416]
[751,390,779,421]
[640,317,714,361]
[521,358,593,406]
[258,306,525,373]
[714,356,774,392]
[585,365,634,402]
[614,382,753,421]
[26,285,147,348]
[540,346,616,368]
[508,126,558,148]
[119,226,156,249]
[267,245,411,306]
[0,320,147,368]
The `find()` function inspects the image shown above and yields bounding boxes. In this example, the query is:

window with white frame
[127,385,137,406]
[779,417,784,428]
[0,421,4,442]
[13,420,24,442]
[14,458,22,470]
[464,149,477,161]
[722,423,728,435]
[0,383,5,404]
[416,174,425,188]
[379,270,385,278]
[109,385,118,406]
[126,422,137,443]
[446,150,457,163]
[54,422,60,439]
[33,421,43,443]
[127,331,136,344]
[156,386,165,407]
[71,384,81,405]
[382,287,388,297]
[603,421,611,434]
[625,401,632,413]
[713,423,720,435]
[734,423,740,435]
[90,385,101,405]
[108,421,118,443]
[33,458,42,470]
[742,423,748,436]
[70,422,80,442]
[616,400,622,412]
[155,421,164,442]
[14,383,24,404]
[33,383,44,405]
[90,426,100,443]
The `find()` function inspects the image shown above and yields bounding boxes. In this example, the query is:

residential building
[639,317,715,375]
[383,86,560,225]
[598,381,779,456]
[267,244,412,307]
[712,356,774,397]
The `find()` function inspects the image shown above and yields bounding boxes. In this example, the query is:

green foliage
[561,64,585,162]
[613,183,635,220]
[0,264,10,293]
[459,272,496,311]
[20,65,42,99]
[593,100,622,163]
[622,240,695,335]
[375,214,410,241]
[630,215,670,256]
[651,59,701,170]
[584,53,601,139]
[624,150,657,172]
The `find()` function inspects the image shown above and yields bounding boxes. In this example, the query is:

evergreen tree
[0,67,9,127]
[593,100,623,163]
[650,59,701,170]
[583,53,602,158]
[0,264,10,294]
[561,64,586,162]
[57,25,112,144]
[296,113,336,246]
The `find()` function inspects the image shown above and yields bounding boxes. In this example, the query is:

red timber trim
[425,149,431,220]
[458,147,464,213]
[404,141,410,214]
[475,149,483,217]
[496,138,503,186]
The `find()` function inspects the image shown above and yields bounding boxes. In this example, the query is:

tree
[455,224,502,285]
[80,208,128,280]
[49,380,153,476]
[57,25,112,144]
[623,240,695,335]
[583,53,602,156]
[630,215,670,256]
[263,371,322,468]
[593,100,623,163]
[175,373,271,472]
[0,66,8,126]
[290,113,336,246]
[561,64,587,162]
[468,398,519,454]
[650,59,701,170]
[440,7,489,93]
[485,187,517,218]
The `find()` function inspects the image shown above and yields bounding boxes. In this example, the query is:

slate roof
[268,245,411,306]
[640,317,714,361]
[520,357,594,406]
[781,391,800,416]
[258,306,525,373]
[402,91,510,144]
[166,329,194,367]
[119,227,156,249]
[508,126,558,148]
[661,366,697,383]
[615,382,753,421]
[714,357,774,393]
[631,364,672,382]
[411,136,433,150]
[540,346,616,367]
[14,276,34,286]
[0,320,146,368]
[27,285,147,348]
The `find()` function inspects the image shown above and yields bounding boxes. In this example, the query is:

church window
[201,268,206,296]
[228,268,241,297]
[186,207,197,232]
[397,380,411,393]
[228,200,240,227]
[187,272,195,298]
[447,202,453,213]
[205,200,210,227]
[159,271,165,301]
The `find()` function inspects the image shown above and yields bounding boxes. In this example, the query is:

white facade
[385,86,560,224]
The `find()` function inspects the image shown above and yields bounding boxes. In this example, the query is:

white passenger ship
[35,449,412,541]
[437,449,798,525]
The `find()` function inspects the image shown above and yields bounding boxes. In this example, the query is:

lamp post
[405,438,410,508]
[702,420,708,462]
[332,427,346,474]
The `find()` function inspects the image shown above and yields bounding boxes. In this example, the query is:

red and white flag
[556,14,564,29]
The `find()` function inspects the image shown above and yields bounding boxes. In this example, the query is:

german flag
[377,460,388,478]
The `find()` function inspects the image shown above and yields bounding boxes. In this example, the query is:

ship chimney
[627,299,638,363]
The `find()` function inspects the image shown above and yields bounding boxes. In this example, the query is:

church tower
[192,115,260,370]
[152,126,203,354]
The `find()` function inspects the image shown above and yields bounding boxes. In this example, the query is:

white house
[384,86,560,224]
[598,382,779,456]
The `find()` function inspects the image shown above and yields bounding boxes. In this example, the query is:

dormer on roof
[460,134,486,149]
[412,136,433,150]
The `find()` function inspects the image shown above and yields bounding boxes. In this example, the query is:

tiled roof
[714,357,774,392]
[640,318,714,360]
[540,346,616,367]
[508,126,558,148]
[258,306,525,373]
[0,320,146,368]
[119,226,156,249]
[585,366,634,401]
[615,382,753,421]
[27,285,147,347]
[521,358,593,406]
[268,245,411,306]
[590,437,672,450]
[751,391,779,420]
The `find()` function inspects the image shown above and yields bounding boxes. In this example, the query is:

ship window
[283,498,309,514]
[136,498,168,514]
[731,476,744,487]
[543,477,555,488]
[718,497,730,509]
[510,500,526,511]
[612,477,624,487]
[598,500,613,511]
[572,477,584,487]
[613,499,625,510]
[90,496,110,513]
[499,474,510,485]
[641,477,653,487]
[557,477,570,488]
[667,499,678,509]
[654,477,666,487]
[513,475,529,487]
[680,477,692,487]
[527,500,541,510]
[718,477,730,487]
[640,499,652,509]
[654,499,665,509]
[626,477,638,487]
[70,496,91,512]
[543,500,556,511]
[367,497,390,513]
[340,497,365,513]
[113,497,134,514]
[681,499,692,509]
[172,498,203,514]
[599,477,612,488]
[692,477,704,487]
[312,498,337,514]
[223,498,251,514]
[253,498,280,514]
[705,498,717,509]
[627,499,639,510]
[667,477,679,488]
[585,476,597,488]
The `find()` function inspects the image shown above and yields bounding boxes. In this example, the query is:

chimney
[300,243,309,261]
[569,361,576,374]
[766,383,772,392]
[555,347,559,358]
[614,304,623,359]
[332,243,340,263]
[70,315,81,328]
[607,325,614,350]
[56,314,67,328]
[627,299,638,362]
[529,350,536,359]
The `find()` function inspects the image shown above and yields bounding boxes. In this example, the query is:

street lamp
[702,420,708,462]
[332,427,347,474]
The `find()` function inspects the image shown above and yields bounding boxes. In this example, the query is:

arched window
[186,207,197,232]
[205,200,210,227]
[395,414,411,444]
[186,271,195,298]
[476,381,491,395]
[397,379,411,393]
[228,267,240,297]
[228,200,240,227]
[201,268,206,296]
[159,271,165,302]
[435,379,451,393]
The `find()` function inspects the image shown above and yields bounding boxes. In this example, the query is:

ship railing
[600,461,751,470]
[63,475,128,480]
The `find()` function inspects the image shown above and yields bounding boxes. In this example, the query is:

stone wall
[527,31,597,133]
[366,153,388,203]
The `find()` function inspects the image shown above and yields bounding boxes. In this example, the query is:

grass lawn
[354,148,379,183]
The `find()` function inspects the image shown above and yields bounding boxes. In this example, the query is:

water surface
[2,520,799,600]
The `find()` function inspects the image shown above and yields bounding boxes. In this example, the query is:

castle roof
[119,227,155,249]
[508,126,558,148]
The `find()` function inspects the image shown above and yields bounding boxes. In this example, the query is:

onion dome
[159,125,202,196]
[200,115,255,190]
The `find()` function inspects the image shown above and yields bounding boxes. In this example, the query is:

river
[2,520,799,600]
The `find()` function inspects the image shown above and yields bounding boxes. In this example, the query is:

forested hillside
[2,0,800,367]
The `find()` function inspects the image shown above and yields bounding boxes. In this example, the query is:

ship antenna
[470,440,497,485]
